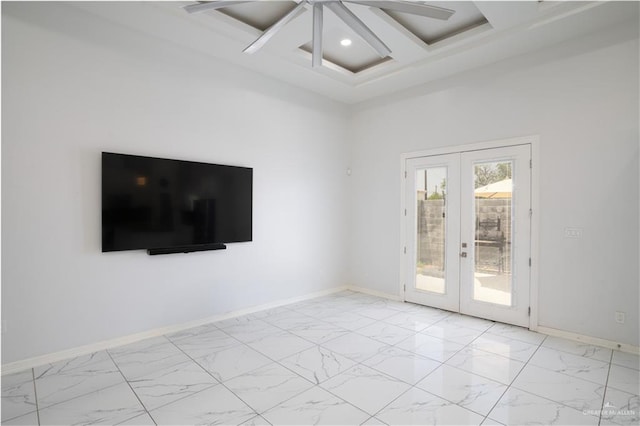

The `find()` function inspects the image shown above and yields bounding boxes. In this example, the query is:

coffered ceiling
[69,1,639,104]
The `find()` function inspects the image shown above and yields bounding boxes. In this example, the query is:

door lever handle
[460,252,467,258]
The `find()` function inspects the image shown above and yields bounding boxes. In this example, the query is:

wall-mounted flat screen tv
[102,152,252,253]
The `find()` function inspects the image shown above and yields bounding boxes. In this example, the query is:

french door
[404,144,531,327]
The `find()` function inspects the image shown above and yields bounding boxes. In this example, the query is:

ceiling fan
[184,0,455,67]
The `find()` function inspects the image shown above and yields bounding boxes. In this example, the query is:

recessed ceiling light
[340,38,352,47]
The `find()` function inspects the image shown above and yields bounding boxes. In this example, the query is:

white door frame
[399,135,540,331]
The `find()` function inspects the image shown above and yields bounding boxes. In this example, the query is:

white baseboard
[347,285,640,356]
[537,325,640,355]
[7,286,637,375]
[1,285,349,375]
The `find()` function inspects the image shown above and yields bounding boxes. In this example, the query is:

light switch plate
[564,227,583,238]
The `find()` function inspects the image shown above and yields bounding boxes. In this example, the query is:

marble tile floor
[2,290,639,425]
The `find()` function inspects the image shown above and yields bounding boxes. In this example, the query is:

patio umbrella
[475,178,512,198]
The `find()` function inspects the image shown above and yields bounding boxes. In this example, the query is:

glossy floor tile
[362,346,441,385]
[1,370,37,422]
[376,387,485,425]
[149,384,256,425]
[34,350,124,409]
[422,321,485,345]
[37,382,146,425]
[169,327,242,359]
[107,337,191,380]
[261,386,369,425]
[127,360,218,411]
[224,363,314,413]
[488,387,599,425]
[445,347,526,385]
[611,350,640,370]
[2,291,638,425]
[416,364,507,416]
[320,364,411,415]
[279,345,356,384]
[600,386,640,426]
[527,346,610,385]
[511,364,605,411]
[396,332,465,362]
[194,343,273,382]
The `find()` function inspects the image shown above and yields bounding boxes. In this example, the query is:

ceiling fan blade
[312,3,323,67]
[184,1,254,14]
[243,2,307,54]
[324,1,391,58]
[345,0,454,20]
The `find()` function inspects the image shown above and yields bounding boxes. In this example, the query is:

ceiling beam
[325,1,391,58]
[346,1,454,21]
[243,2,307,54]
[312,3,323,67]
[184,1,253,14]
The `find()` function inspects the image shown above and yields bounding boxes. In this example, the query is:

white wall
[348,23,639,346]
[2,3,350,363]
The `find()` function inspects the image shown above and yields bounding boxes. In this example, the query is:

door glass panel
[415,167,447,294]
[473,161,513,306]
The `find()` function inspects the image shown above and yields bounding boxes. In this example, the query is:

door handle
[460,252,467,258]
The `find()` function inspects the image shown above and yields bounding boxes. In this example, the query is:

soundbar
[147,243,227,255]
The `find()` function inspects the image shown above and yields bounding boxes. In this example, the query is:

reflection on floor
[416,273,512,306]
[2,291,638,425]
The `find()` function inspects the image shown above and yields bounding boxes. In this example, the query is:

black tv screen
[102,152,252,253]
